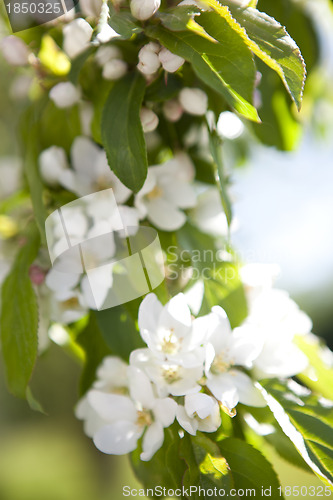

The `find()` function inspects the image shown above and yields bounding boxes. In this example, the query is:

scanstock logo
[4,0,79,32]
[45,189,165,311]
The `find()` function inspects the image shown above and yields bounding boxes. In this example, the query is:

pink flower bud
[1,36,29,66]
[159,48,185,73]
[140,108,159,133]
[179,88,208,116]
[130,0,161,20]
[163,99,183,122]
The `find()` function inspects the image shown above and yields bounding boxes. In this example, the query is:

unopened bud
[163,99,183,122]
[95,45,122,66]
[179,87,208,116]
[130,0,161,20]
[79,0,102,17]
[159,48,184,73]
[63,18,93,59]
[102,59,127,80]
[49,82,80,109]
[137,43,161,75]
[140,108,159,133]
[1,36,29,66]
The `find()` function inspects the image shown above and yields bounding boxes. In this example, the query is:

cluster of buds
[137,42,185,76]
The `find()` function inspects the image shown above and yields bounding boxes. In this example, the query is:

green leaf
[0,225,40,398]
[76,313,112,396]
[295,334,333,401]
[180,434,233,498]
[101,73,148,192]
[108,5,143,39]
[259,379,333,486]
[207,0,306,109]
[26,386,46,414]
[217,437,283,498]
[94,305,144,361]
[147,25,260,122]
[68,47,95,85]
[208,127,232,227]
[131,425,186,496]
[20,107,48,244]
[158,5,201,31]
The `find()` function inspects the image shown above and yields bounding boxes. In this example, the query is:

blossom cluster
[76,269,311,461]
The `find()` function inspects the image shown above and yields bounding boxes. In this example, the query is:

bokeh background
[0,0,332,499]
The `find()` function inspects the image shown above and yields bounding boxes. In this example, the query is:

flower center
[136,410,153,427]
[162,364,182,384]
[62,296,80,308]
[211,351,233,375]
[94,175,112,191]
[146,185,163,200]
[160,329,180,354]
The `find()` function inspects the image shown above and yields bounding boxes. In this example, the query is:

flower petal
[140,421,164,461]
[94,421,142,455]
[153,397,177,427]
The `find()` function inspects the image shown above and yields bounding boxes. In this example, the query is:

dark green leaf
[147,25,259,122]
[158,6,201,31]
[0,225,40,398]
[217,437,283,498]
[101,73,148,192]
[76,312,112,396]
[68,47,95,85]
[109,5,143,39]
[131,425,186,497]
[94,305,144,361]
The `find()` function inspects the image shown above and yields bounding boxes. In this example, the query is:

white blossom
[138,293,206,365]
[78,366,176,460]
[102,59,127,80]
[176,393,221,435]
[63,18,93,59]
[243,287,310,378]
[159,48,185,73]
[0,36,30,66]
[95,45,122,66]
[130,348,204,397]
[179,88,208,116]
[140,108,159,133]
[57,136,132,202]
[203,306,265,411]
[130,0,161,21]
[49,82,80,109]
[134,154,197,231]
[137,42,161,75]
[39,146,68,187]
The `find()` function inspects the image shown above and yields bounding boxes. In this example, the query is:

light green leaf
[147,25,260,122]
[208,127,232,227]
[217,437,283,498]
[259,379,333,486]
[180,434,233,497]
[295,334,333,401]
[206,0,306,109]
[101,73,148,192]
[0,225,40,399]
